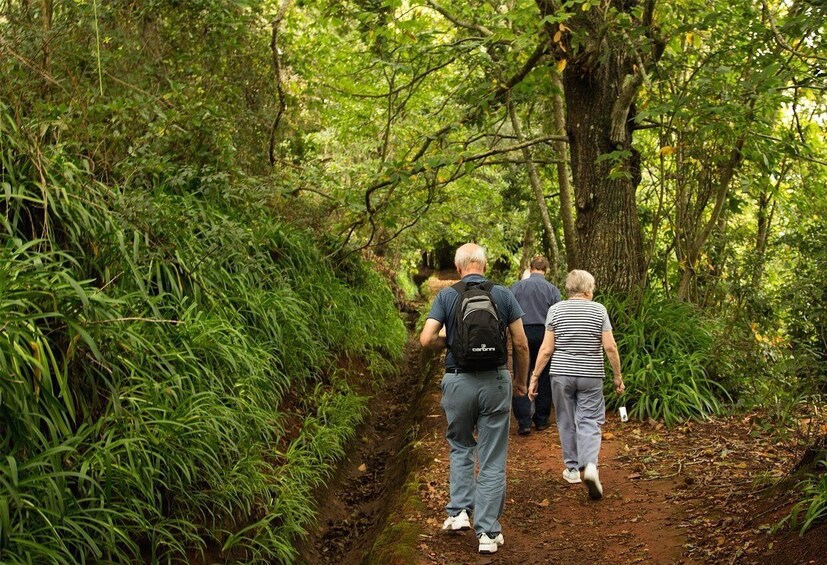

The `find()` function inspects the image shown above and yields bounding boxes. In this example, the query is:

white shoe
[442,509,471,531]
[478,532,504,554]
[562,468,581,484]
[583,463,603,500]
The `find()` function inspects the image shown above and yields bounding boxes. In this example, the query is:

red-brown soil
[401,384,695,564]
[301,278,827,564]
[382,377,827,564]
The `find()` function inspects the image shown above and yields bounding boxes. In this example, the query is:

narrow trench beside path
[298,306,435,565]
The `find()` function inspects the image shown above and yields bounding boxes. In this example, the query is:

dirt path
[405,382,694,564]
[301,285,827,564]
[387,364,827,565]
[305,352,827,564]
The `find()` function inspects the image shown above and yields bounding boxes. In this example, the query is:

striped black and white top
[545,299,612,379]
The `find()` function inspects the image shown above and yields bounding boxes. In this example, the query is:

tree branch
[464,134,567,163]
[761,0,827,62]
[368,133,568,202]
[484,158,566,166]
[425,0,493,37]
[323,50,471,99]
[610,71,645,145]
[407,40,548,163]
[497,40,548,95]
[268,0,293,167]
[508,98,559,272]
[0,37,67,92]
[609,0,664,146]
[691,136,745,255]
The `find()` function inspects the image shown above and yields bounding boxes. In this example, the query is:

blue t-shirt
[510,273,561,325]
[427,274,524,369]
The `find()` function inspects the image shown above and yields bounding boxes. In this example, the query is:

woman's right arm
[528,329,555,400]
[602,330,625,395]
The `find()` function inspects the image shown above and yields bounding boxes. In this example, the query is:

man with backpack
[420,243,529,555]
[509,256,561,435]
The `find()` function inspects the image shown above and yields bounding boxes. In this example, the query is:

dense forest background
[0,0,825,562]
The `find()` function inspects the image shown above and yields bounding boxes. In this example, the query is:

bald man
[420,243,529,555]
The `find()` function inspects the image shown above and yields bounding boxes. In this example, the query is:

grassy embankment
[0,108,406,563]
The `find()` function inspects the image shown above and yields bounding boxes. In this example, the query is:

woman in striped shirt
[528,270,625,500]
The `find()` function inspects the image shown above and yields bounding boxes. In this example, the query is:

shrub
[602,292,729,426]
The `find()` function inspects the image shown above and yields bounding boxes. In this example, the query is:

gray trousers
[551,375,605,470]
[440,368,511,536]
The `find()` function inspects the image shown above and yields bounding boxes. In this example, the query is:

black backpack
[450,280,508,370]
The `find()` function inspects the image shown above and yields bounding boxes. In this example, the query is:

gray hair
[565,269,595,295]
[454,243,487,270]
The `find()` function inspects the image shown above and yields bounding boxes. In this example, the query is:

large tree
[536,0,664,291]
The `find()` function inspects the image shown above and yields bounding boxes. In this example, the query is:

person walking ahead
[420,243,529,555]
[528,269,624,500]
[509,256,561,435]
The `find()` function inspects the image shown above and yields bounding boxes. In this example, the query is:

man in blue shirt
[420,243,529,555]
[509,256,561,435]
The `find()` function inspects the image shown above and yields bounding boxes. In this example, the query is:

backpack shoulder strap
[451,281,469,294]
[452,280,492,293]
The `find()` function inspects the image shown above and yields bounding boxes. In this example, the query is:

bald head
[455,243,487,276]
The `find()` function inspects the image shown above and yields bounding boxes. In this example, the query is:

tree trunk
[751,161,787,292]
[534,0,663,292]
[520,210,537,271]
[551,71,578,272]
[563,63,645,292]
[508,100,559,278]
[676,136,745,302]
[41,0,52,74]
[751,190,774,291]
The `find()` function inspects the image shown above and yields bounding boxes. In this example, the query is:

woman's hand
[528,373,540,401]
[614,375,625,395]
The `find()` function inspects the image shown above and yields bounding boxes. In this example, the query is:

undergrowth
[602,292,729,427]
[777,458,827,535]
[0,105,405,563]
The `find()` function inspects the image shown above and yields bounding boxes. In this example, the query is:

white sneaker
[583,463,603,500]
[478,532,504,554]
[562,468,581,484]
[441,509,471,531]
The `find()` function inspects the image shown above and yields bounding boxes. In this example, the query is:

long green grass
[778,458,827,535]
[0,104,405,563]
[602,292,729,426]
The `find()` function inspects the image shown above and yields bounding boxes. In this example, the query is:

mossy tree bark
[536,0,661,291]
[563,61,645,292]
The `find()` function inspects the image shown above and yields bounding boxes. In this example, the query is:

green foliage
[1,0,825,553]
[602,292,728,426]
[0,103,405,563]
[704,304,812,432]
[786,221,827,385]
[778,459,827,535]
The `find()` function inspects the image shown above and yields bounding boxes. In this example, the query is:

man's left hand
[514,381,527,397]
